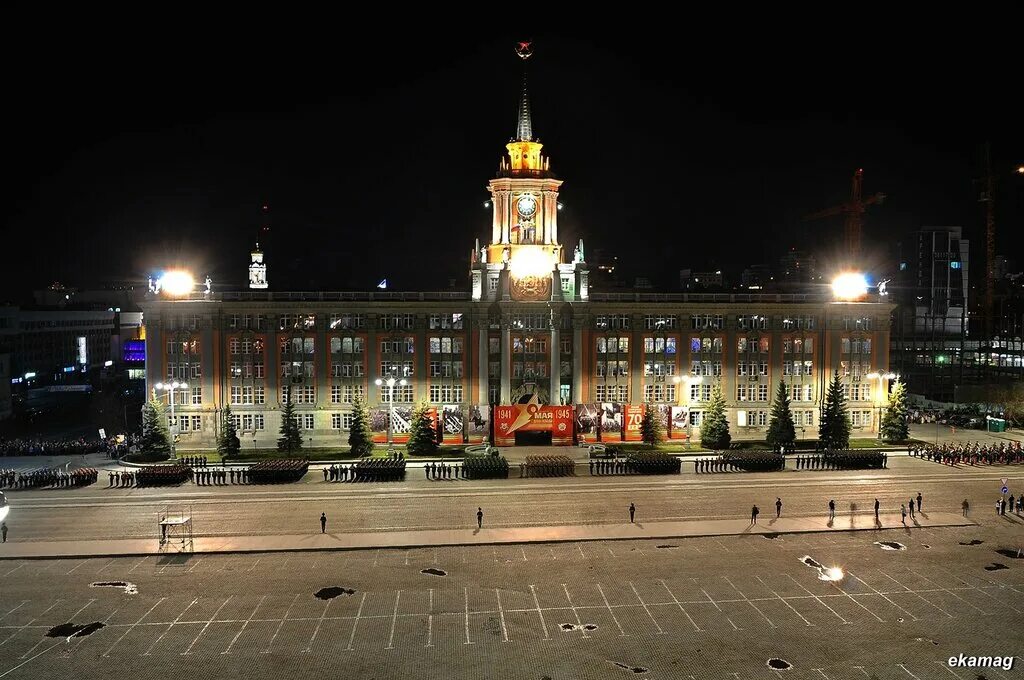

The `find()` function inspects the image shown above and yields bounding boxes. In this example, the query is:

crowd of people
[0,437,109,458]
[910,441,1024,466]
[0,466,98,488]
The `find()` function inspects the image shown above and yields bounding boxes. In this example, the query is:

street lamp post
[154,381,188,458]
[865,372,895,439]
[375,376,408,447]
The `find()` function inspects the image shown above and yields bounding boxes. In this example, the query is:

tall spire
[514,41,534,142]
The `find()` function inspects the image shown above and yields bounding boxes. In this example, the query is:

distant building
[679,269,726,291]
[779,249,818,283]
[741,265,773,290]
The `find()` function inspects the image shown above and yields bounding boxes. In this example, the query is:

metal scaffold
[157,504,194,553]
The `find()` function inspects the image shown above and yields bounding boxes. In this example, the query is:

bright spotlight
[509,248,555,278]
[821,566,845,582]
[158,270,195,297]
[831,272,869,300]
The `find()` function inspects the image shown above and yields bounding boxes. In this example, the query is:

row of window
[166,363,201,380]
[840,338,873,354]
[595,385,630,402]
[512,337,548,353]
[642,384,677,402]
[512,362,548,378]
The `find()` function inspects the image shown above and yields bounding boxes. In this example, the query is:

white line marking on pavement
[0,640,63,679]
[629,581,665,634]
[935,661,963,678]
[262,593,298,654]
[463,587,474,644]
[0,602,26,623]
[302,598,333,653]
[813,669,829,680]
[1,564,25,578]
[755,576,814,626]
[223,595,265,655]
[143,597,198,656]
[19,599,95,659]
[561,584,589,639]
[247,558,260,573]
[830,578,885,622]
[659,579,702,632]
[853,666,870,677]
[385,591,402,650]
[723,576,775,628]
[912,570,988,615]
[95,558,116,575]
[495,589,509,642]
[181,596,232,655]
[785,574,849,624]
[424,589,433,648]
[0,600,61,648]
[127,556,147,574]
[66,606,119,656]
[897,663,922,679]
[65,560,87,575]
[530,585,549,640]
[878,570,952,618]
[345,592,367,651]
[103,597,166,657]
[848,571,918,621]
[597,583,628,636]
[520,546,528,562]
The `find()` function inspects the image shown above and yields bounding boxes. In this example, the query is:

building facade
[140,57,895,448]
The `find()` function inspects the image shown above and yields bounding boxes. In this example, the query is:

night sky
[5,29,1021,304]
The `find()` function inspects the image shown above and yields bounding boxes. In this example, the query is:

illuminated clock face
[517,194,537,218]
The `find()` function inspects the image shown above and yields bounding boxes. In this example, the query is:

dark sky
[5,28,1022,303]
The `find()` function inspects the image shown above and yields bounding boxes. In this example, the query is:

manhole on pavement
[47,622,105,639]
[90,581,138,595]
[959,539,984,546]
[421,568,447,577]
[874,541,906,551]
[314,587,355,600]
[767,659,791,670]
[607,661,648,674]
[984,563,1009,571]
[559,623,598,631]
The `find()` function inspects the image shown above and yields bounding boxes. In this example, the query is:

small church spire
[514,41,533,142]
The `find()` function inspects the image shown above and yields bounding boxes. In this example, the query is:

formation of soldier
[180,455,211,468]
[696,452,784,473]
[2,467,98,488]
[589,453,680,475]
[462,455,509,479]
[247,458,309,484]
[910,441,1023,466]
[795,451,886,470]
[424,461,463,479]
[135,464,191,486]
[350,458,406,482]
[522,455,575,478]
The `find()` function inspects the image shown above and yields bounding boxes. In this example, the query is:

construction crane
[803,169,886,260]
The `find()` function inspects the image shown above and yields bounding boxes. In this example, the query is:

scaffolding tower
[158,504,194,553]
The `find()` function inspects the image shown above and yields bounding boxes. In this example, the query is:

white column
[500,323,511,404]
[550,326,560,404]
[477,320,488,406]
[572,324,583,403]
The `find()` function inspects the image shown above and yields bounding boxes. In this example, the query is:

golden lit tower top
[503,41,549,175]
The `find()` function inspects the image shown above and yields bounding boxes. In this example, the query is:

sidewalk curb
[0,515,975,560]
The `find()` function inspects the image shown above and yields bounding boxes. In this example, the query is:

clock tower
[471,43,588,303]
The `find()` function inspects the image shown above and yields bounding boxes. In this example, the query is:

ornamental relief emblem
[511,275,550,301]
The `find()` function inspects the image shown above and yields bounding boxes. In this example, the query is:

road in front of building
[0,515,1021,679]
[1,455,1021,545]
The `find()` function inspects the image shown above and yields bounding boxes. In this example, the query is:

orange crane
[803,169,885,259]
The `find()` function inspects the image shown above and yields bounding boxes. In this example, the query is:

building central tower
[471,42,587,304]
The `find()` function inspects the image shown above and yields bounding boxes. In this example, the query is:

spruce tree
[880,377,910,442]
[700,384,732,450]
[347,396,374,457]
[819,372,851,450]
[640,400,664,447]
[766,379,796,451]
[407,401,439,456]
[218,404,241,459]
[277,389,303,455]
[140,397,172,459]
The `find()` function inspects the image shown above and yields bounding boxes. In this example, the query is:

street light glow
[831,272,869,300]
[158,270,195,296]
[509,248,555,278]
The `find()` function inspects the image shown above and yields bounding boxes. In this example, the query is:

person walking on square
[1000,497,1006,515]
[1,523,6,543]
[751,505,759,524]
[320,512,327,533]
[323,467,328,482]
[908,497,915,519]
[900,504,907,525]
[775,497,782,518]
[477,507,483,528]
[916,492,922,513]
[629,502,636,523]
[828,499,835,520]
[874,498,880,521]
[961,498,969,517]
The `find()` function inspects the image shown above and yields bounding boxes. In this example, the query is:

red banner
[623,403,645,442]
[494,397,573,445]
